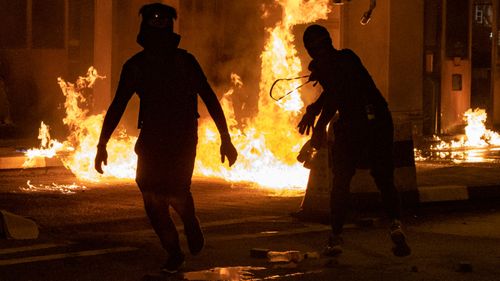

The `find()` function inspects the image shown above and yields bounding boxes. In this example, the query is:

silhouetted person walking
[298,24,410,257]
[94,3,238,273]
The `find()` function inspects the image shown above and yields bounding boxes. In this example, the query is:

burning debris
[20,180,86,195]
[415,108,500,163]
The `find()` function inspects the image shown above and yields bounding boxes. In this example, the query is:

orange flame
[24,67,138,182]
[24,1,333,193]
[194,0,331,192]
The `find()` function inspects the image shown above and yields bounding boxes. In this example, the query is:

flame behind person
[94,3,237,273]
[298,24,410,257]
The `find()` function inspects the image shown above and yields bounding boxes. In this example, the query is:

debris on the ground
[0,210,39,239]
[356,218,375,227]
[250,248,270,258]
[324,258,339,268]
[456,261,473,273]
[267,250,303,263]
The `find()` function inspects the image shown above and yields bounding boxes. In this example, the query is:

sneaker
[161,253,185,274]
[322,234,343,257]
[185,218,204,255]
[390,220,411,257]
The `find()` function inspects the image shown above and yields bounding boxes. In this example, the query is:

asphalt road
[0,167,500,281]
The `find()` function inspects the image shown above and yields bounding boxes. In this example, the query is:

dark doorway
[422,0,442,135]
[471,0,493,119]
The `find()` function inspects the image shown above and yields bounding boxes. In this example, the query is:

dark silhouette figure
[298,24,410,257]
[94,3,238,273]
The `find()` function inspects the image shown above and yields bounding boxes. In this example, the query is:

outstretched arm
[198,81,230,140]
[198,80,238,167]
[95,63,136,174]
[189,53,237,166]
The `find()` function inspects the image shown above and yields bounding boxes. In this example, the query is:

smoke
[178,1,279,126]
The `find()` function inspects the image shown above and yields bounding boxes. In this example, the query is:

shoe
[161,253,185,274]
[390,220,411,257]
[322,234,343,257]
[185,218,204,255]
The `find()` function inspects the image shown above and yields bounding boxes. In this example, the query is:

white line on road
[211,224,331,242]
[0,243,71,255]
[0,247,138,266]
[198,216,282,229]
[117,215,282,237]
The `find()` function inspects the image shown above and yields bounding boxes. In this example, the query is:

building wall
[342,0,424,132]
[389,0,424,118]
[0,0,70,138]
[439,0,471,133]
[492,0,500,125]
[342,1,391,100]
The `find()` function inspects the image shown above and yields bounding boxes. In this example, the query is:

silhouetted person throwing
[298,24,410,257]
[94,3,238,273]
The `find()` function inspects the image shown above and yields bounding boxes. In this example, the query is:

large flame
[195,0,331,191]
[24,0,332,193]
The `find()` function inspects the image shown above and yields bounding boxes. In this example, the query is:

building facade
[0,0,498,138]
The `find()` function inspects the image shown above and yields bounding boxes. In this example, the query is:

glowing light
[24,67,137,182]
[20,180,86,194]
[194,0,331,192]
[24,1,333,194]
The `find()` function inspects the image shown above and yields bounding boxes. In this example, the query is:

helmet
[137,3,178,49]
[139,3,177,30]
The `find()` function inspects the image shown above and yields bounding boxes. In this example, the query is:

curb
[353,184,500,208]
[0,155,63,170]
[416,184,500,203]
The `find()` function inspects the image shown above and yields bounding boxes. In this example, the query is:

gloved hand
[94,145,108,174]
[298,110,317,135]
[298,103,322,135]
[220,137,238,167]
[310,127,327,149]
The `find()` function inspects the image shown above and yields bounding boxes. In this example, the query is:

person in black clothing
[298,24,410,257]
[94,3,238,273]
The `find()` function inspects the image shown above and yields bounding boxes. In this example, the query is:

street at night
[1,163,500,281]
[2,0,500,280]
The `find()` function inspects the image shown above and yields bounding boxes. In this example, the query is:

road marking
[199,216,282,229]
[117,215,282,236]
[211,224,331,241]
[0,247,137,266]
[0,243,71,255]
[418,185,469,202]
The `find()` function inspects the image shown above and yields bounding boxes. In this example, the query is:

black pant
[140,187,199,255]
[329,120,401,235]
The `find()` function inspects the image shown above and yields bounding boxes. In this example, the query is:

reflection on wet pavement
[416,146,500,163]
[183,266,265,281]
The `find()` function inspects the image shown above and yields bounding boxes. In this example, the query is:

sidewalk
[416,162,500,202]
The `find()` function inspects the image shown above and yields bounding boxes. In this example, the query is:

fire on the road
[22,0,332,193]
[415,108,500,163]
